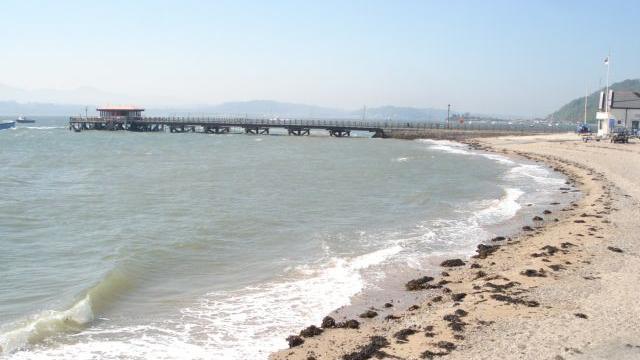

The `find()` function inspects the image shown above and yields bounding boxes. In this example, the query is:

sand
[269,133,640,360]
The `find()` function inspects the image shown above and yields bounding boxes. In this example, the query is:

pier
[69,116,385,137]
[69,106,574,139]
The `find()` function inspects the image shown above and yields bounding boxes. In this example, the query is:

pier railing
[69,116,573,133]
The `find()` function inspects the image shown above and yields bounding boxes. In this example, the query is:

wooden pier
[68,116,387,137]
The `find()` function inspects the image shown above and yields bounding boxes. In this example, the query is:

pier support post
[287,128,310,136]
[329,129,351,137]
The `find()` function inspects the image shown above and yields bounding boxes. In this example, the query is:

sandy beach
[270,133,640,360]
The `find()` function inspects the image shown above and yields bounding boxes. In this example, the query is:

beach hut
[596,91,640,137]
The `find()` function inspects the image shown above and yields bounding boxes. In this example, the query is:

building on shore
[97,106,145,119]
[596,91,640,136]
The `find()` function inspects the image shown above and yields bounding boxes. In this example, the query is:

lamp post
[447,104,451,128]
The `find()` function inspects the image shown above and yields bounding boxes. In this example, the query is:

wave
[0,269,135,355]
[507,163,566,186]
[21,126,66,130]
[417,139,515,165]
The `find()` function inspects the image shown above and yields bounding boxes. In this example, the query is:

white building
[596,91,640,136]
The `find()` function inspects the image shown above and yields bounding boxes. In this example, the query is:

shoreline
[270,133,640,359]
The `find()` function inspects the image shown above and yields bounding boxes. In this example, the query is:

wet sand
[269,133,640,360]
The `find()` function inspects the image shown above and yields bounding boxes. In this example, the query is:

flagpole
[605,53,610,113]
[584,87,588,124]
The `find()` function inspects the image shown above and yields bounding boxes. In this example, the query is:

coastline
[270,133,640,359]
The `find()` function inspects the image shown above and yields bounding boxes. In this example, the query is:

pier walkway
[69,116,386,137]
[69,116,574,139]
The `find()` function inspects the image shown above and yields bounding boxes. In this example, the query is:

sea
[0,117,572,359]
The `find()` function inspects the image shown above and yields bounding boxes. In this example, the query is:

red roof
[97,106,145,111]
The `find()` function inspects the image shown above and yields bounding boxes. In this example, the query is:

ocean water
[0,117,569,359]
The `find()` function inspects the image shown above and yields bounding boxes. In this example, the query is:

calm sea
[0,117,569,359]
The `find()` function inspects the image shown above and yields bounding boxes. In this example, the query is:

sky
[1,0,638,116]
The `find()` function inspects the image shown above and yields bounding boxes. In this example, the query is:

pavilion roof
[97,106,145,111]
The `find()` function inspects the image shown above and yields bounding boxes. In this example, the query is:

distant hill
[548,79,640,123]
[0,101,90,116]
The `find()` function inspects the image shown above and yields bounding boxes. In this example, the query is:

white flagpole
[584,87,588,124]
[605,53,610,113]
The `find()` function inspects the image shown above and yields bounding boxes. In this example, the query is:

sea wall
[383,128,546,140]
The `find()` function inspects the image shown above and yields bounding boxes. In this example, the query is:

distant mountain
[153,100,348,118]
[0,83,127,106]
[548,79,640,123]
[0,101,90,116]
[148,101,452,121]
[0,82,506,121]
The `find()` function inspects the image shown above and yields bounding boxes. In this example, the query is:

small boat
[0,120,16,130]
[16,116,36,124]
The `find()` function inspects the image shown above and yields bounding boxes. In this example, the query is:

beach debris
[454,309,468,317]
[520,268,547,277]
[483,281,520,292]
[574,220,586,223]
[421,350,450,358]
[405,276,435,290]
[543,210,552,214]
[454,334,465,340]
[431,296,443,302]
[533,216,544,221]
[491,236,506,241]
[336,319,360,329]
[490,294,539,307]
[385,314,401,321]
[440,259,465,267]
[607,246,624,253]
[470,263,482,269]
[393,328,417,342]
[522,226,534,231]
[424,331,436,338]
[540,245,560,255]
[473,244,500,259]
[408,304,420,311]
[342,336,389,360]
[574,313,588,319]
[287,335,305,348]
[443,314,467,332]
[383,302,393,308]
[451,293,467,302]
[560,242,576,249]
[436,341,457,351]
[441,271,450,277]
[548,264,566,271]
[473,270,487,280]
[359,310,378,319]
[321,316,336,328]
[300,325,323,338]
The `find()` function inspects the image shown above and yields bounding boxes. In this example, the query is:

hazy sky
[2,0,638,116]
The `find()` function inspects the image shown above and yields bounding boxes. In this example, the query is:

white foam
[394,157,409,162]
[507,164,565,186]
[179,245,402,359]
[417,139,515,165]
[22,126,65,130]
[0,296,94,354]
[473,188,523,225]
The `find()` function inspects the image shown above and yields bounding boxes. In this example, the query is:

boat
[0,120,16,130]
[16,116,36,123]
